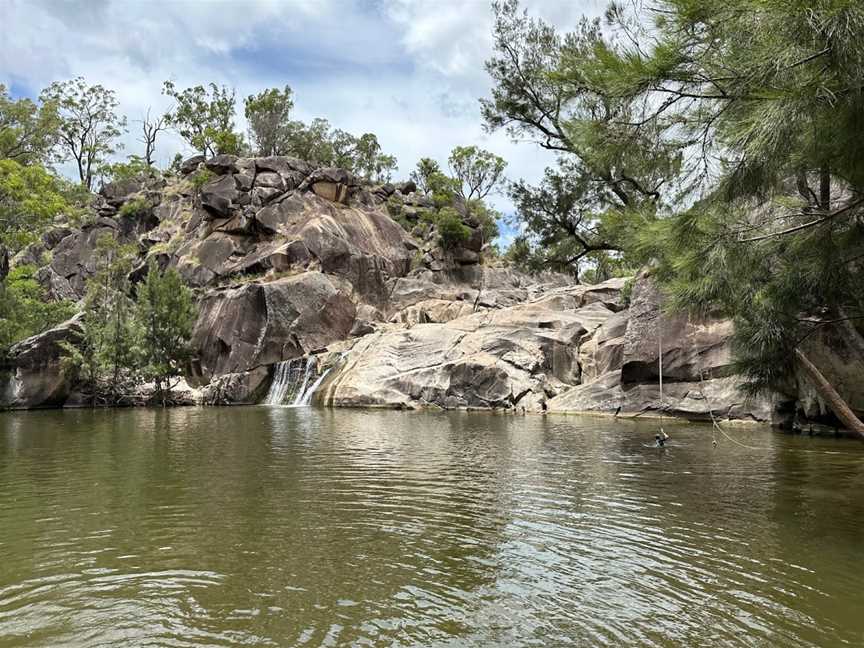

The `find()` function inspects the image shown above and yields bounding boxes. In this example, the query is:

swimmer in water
[655,431,669,447]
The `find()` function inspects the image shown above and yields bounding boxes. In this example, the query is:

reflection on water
[0,407,862,647]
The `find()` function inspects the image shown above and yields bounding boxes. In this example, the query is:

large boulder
[175,191,415,302]
[547,270,777,422]
[200,367,271,405]
[620,270,734,383]
[204,154,238,175]
[187,272,356,384]
[180,155,205,175]
[0,317,82,409]
[199,174,241,219]
[316,290,617,410]
[47,218,136,299]
[100,177,145,206]
[795,320,864,419]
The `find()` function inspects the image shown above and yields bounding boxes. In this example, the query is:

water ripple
[0,408,862,647]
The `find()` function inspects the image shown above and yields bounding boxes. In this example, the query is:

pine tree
[61,234,137,405]
[601,0,864,436]
[135,262,196,407]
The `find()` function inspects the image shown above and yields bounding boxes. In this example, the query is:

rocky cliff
[2,155,861,429]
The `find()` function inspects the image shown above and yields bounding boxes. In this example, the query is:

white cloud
[1,0,604,240]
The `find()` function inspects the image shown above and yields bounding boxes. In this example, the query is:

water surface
[0,408,862,647]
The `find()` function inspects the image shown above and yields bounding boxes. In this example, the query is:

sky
[1,0,605,247]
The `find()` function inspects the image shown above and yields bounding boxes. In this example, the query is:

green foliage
[61,234,138,404]
[60,237,196,406]
[162,81,240,158]
[283,117,335,164]
[436,208,471,249]
[583,0,864,401]
[190,168,216,189]
[118,197,151,219]
[282,118,397,181]
[448,146,507,200]
[0,159,70,251]
[404,149,504,258]
[0,84,59,165]
[352,133,397,183]
[427,171,460,210]
[466,199,500,244]
[245,85,294,156]
[409,158,441,194]
[482,1,676,278]
[40,77,127,190]
[504,235,546,275]
[135,262,196,405]
[0,265,75,354]
[99,155,155,185]
[168,153,183,175]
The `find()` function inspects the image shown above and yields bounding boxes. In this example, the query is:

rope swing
[656,312,669,446]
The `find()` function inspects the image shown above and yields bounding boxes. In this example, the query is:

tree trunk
[820,164,831,211]
[794,347,864,440]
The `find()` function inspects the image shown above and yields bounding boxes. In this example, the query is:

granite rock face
[546,271,779,422]
[0,317,83,409]
[6,155,854,428]
[317,279,626,411]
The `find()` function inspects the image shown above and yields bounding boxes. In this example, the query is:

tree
[40,77,127,190]
[448,145,507,201]
[508,160,624,279]
[436,208,472,250]
[99,155,155,186]
[481,1,681,277]
[138,108,169,167]
[353,133,397,182]
[591,1,864,436]
[280,119,398,181]
[244,85,294,156]
[0,265,75,355]
[61,233,138,405]
[162,81,239,158]
[0,159,71,252]
[410,158,441,194]
[0,84,59,164]
[284,117,335,164]
[135,262,196,406]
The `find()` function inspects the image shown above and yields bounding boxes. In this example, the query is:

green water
[0,407,862,647]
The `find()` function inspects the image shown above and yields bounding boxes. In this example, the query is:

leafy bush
[190,168,216,189]
[436,208,471,250]
[118,197,150,219]
[100,156,154,184]
[0,159,70,251]
[0,265,76,354]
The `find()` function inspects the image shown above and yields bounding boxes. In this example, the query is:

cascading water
[296,367,332,406]
[264,356,333,407]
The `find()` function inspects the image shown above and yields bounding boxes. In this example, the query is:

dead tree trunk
[794,347,864,440]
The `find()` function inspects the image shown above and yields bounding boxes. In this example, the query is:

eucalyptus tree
[0,84,59,165]
[244,85,294,156]
[162,81,241,157]
[40,77,127,190]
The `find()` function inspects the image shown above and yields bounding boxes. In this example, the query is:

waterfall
[297,367,332,406]
[264,356,330,407]
[264,359,296,406]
